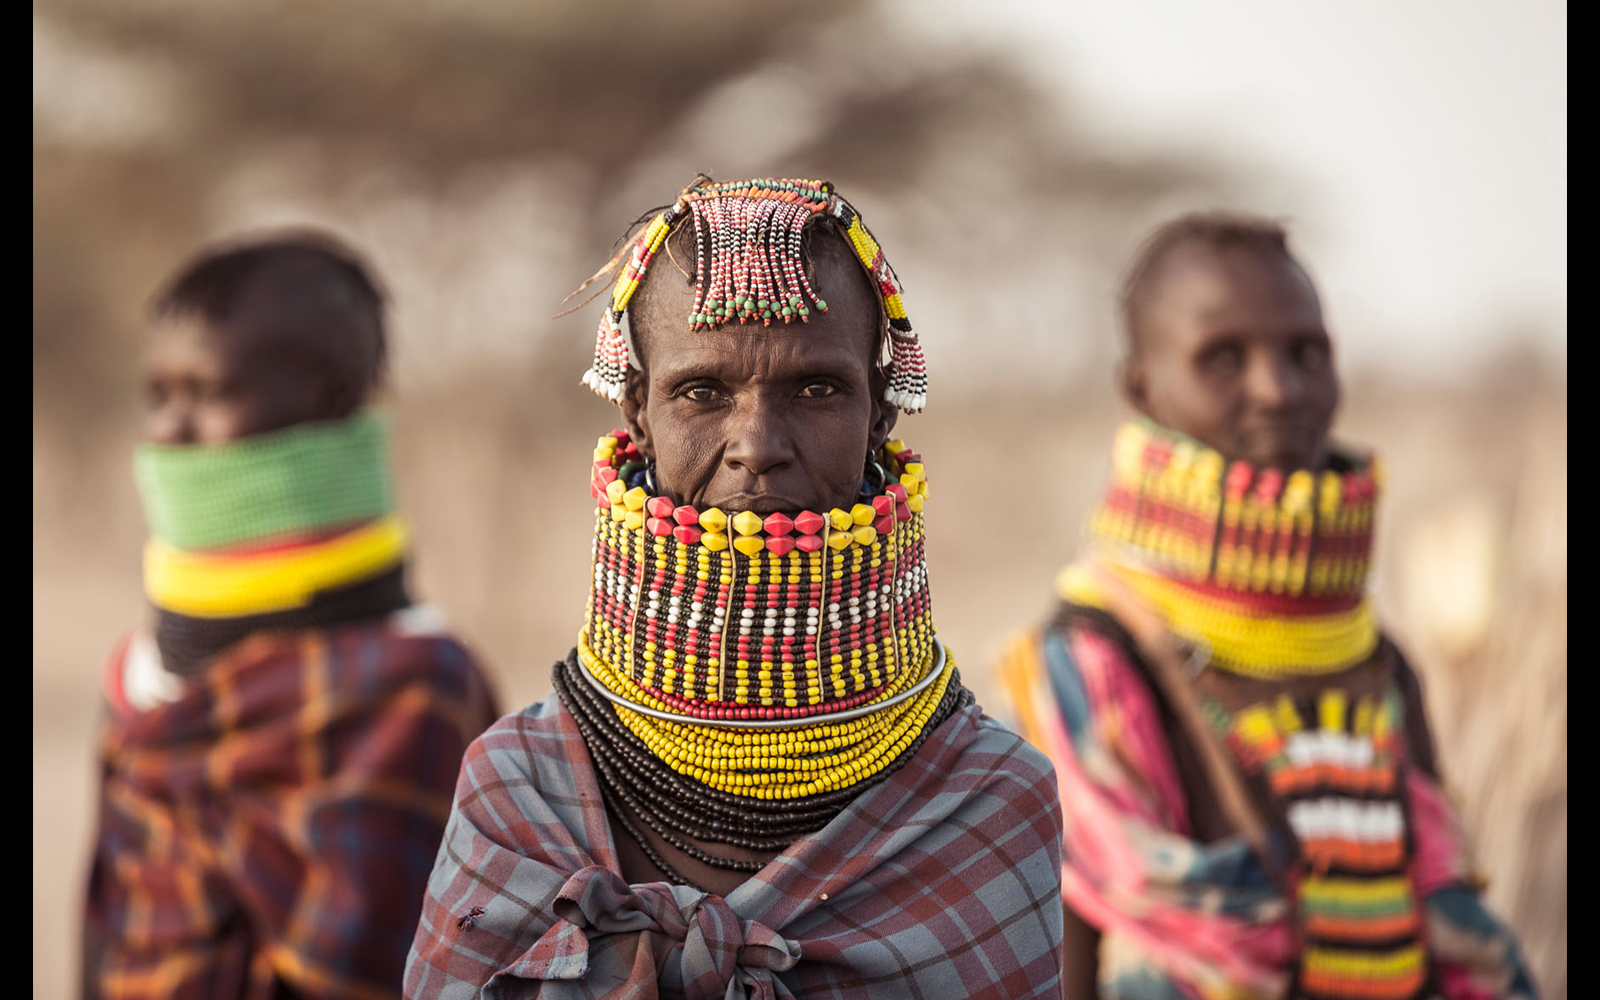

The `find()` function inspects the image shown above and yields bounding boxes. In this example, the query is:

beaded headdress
[571,177,929,413]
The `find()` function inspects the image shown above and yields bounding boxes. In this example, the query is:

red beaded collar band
[581,429,936,724]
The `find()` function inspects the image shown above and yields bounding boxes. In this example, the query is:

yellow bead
[593,446,612,461]
[903,462,924,478]
[850,503,875,526]
[907,494,925,513]
[624,509,645,530]
[699,507,728,532]
[624,486,649,511]
[828,508,854,531]
[599,435,618,449]
[732,510,764,536]
[884,439,906,455]
[606,479,627,504]
[610,503,628,522]
[733,534,765,556]
[827,530,853,551]
[853,525,878,546]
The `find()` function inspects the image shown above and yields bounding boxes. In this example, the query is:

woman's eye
[1200,346,1244,374]
[798,382,837,399]
[1294,340,1329,371]
[685,386,719,403]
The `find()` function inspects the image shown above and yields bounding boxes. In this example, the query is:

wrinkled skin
[1121,241,1340,471]
[143,312,363,445]
[621,222,897,516]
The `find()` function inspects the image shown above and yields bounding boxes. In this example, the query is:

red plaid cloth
[84,619,500,1000]
[404,679,1065,999]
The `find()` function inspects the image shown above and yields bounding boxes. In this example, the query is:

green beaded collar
[134,410,395,551]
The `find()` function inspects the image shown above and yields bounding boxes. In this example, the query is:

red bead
[872,494,894,516]
[1226,461,1254,497]
[673,505,700,526]
[796,534,825,552]
[646,496,675,519]
[1255,469,1284,502]
[873,514,895,534]
[766,535,796,555]
[896,502,912,521]
[597,467,619,484]
[793,510,825,535]
[646,517,674,537]
[763,512,794,536]
[611,429,630,445]
[884,483,908,503]
[673,525,704,545]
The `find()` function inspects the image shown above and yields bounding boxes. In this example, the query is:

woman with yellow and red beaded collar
[998,213,1536,1000]
[405,177,1065,1000]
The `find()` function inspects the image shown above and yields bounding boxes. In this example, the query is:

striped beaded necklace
[560,430,969,882]
[1059,420,1383,679]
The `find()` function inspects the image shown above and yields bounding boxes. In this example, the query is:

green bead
[782,306,793,316]
[798,307,810,316]
[815,299,827,310]
[762,310,772,319]
[757,299,769,309]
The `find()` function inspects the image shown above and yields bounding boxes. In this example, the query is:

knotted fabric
[405,662,1065,999]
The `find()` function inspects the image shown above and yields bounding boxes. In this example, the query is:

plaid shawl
[404,677,1065,999]
[84,616,501,1000]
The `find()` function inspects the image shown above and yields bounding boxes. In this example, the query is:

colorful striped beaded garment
[1000,420,1537,1000]
[576,176,929,413]
[578,429,953,803]
[134,410,414,674]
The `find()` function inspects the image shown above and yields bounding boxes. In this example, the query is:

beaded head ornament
[569,176,928,413]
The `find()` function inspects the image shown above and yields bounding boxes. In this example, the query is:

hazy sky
[897,0,1566,376]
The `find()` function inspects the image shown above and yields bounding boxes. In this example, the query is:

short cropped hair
[152,232,389,392]
[1119,212,1297,351]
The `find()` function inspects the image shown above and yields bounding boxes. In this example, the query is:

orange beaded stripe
[584,429,936,723]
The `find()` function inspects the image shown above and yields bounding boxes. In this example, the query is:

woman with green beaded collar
[405,177,1065,1000]
[997,213,1537,1000]
[82,234,500,1000]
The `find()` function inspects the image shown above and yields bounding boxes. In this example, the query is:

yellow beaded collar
[1061,421,1383,678]
[581,429,939,723]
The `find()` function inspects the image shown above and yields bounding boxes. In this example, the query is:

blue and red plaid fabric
[404,686,1065,999]
[84,620,500,1000]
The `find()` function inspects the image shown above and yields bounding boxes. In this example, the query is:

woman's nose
[721,398,796,477]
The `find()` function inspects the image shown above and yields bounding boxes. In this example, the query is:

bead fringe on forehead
[576,177,928,413]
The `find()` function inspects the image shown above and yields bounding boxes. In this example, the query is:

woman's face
[1123,243,1341,471]
[622,226,896,515]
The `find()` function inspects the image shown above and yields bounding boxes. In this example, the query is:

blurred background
[33,1,1565,996]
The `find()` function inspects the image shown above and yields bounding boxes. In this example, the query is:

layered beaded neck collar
[1060,420,1384,678]
[581,429,938,726]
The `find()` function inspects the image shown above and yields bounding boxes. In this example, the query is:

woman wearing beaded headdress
[405,178,1065,998]
[997,214,1536,1000]
[81,234,501,1000]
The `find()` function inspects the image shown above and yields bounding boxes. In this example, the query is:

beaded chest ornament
[575,177,929,413]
